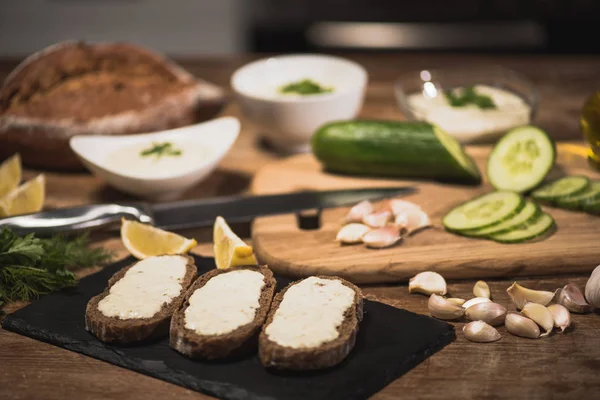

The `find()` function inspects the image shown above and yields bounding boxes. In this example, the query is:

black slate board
[2,254,455,400]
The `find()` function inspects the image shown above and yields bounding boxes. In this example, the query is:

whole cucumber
[311,120,481,183]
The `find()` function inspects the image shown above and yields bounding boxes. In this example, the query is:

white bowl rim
[69,116,240,182]
[230,53,368,103]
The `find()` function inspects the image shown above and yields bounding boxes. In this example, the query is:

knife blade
[0,187,415,235]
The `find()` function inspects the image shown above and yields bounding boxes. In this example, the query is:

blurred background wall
[1,0,599,56]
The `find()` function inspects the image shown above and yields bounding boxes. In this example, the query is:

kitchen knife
[0,187,415,236]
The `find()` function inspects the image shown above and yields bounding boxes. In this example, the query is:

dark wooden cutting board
[250,144,600,284]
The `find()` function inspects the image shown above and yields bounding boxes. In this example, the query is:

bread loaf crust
[0,41,226,170]
[170,265,276,360]
[85,255,197,344]
[259,276,363,370]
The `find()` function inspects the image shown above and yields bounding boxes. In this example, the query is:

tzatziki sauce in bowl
[395,66,538,144]
[69,117,240,199]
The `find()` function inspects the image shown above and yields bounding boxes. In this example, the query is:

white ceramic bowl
[231,54,368,153]
[69,117,240,199]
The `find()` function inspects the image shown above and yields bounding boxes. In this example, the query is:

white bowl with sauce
[231,54,368,153]
[395,66,538,144]
[69,117,240,199]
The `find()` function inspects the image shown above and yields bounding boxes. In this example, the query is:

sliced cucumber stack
[487,126,556,193]
[443,191,556,244]
[462,201,540,238]
[442,191,524,232]
[532,176,590,203]
[490,213,555,244]
[555,181,600,210]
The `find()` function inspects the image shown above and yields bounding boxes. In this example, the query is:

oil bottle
[581,91,600,170]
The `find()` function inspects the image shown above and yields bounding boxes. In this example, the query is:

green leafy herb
[0,229,113,304]
[444,86,497,109]
[140,142,182,160]
[279,79,333,95]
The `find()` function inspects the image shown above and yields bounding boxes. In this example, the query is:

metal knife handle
[0,204,154,236]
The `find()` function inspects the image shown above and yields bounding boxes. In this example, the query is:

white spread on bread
[184,270,265,335]
[97,255,187,319]
[265,277,355,349]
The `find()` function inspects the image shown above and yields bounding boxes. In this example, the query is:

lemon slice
[121,218,197,259]
[0,154,21,198]
[213,216,257,269]
[0,174,45,217]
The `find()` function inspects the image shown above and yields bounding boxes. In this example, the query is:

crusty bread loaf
[259,276,363,370]
[85,255,197,344]
[0,41,226,170]
[170,265,276,360]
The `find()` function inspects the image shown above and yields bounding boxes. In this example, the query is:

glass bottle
[581,91,600,170]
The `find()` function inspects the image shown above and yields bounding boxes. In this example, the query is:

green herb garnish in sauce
[140,142,182,160]
[279,79,333,95]
[444,86,497,109]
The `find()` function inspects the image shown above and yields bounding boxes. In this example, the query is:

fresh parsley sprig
[0,229,113,305]
[444,86,497,109]
[140,142,182,160]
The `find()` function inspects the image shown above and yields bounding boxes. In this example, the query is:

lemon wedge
[213,216,257,269]
[121,218,197,259]
[0,154,21,198]
[0,174,45,217]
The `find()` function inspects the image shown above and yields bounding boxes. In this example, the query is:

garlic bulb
[585,265,600,309]
[409,271,447,296]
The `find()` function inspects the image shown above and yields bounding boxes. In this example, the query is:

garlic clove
[447,298,466,306]
[362,226,401,249]
[507,282,554,310]
[362,211,392,228]
[463,321,501,343]
[585,266,600,309]
[409,271,447,296]
[462,297,492,309]
[335,223,371,244]
[388,199,422,216]
[521,303,554,337]
[505,312,540,339]
[465,302,506,326]
[547,304,572,333]
[394,209,431,235]
[473,280,491,299]
[344,200,374,224]
[428,294,465,320]
[557,283,592,314]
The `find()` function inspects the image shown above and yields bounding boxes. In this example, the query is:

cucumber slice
[490,212,555,243]
[442,191,524,232]
[581,196,600,215]
[555,181,600,210]
[531,176,590,203]
[463,201,540,237]
[487,126,556,193]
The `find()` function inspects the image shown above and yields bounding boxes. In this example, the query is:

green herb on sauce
[140,142,182,160]
[279,79,333,95]
[444,86,497,109]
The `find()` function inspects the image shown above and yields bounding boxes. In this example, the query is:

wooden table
[2,54,600,400]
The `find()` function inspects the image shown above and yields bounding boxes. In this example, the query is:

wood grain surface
[2,54,600,400]
[251,146,600,283]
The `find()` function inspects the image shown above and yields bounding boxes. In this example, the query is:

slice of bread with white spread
[170,265,276,359]
[259,276,363,370]
[85,254,197,344]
